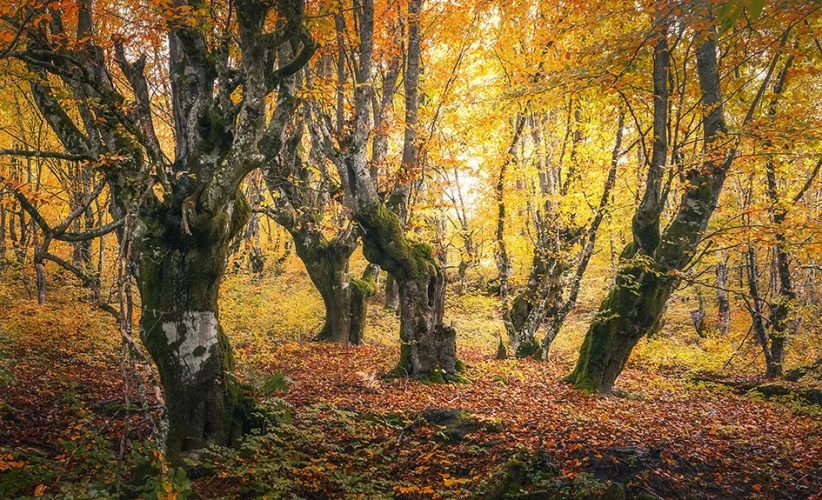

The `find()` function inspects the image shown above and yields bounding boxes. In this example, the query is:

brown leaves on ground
[256,342,822,499]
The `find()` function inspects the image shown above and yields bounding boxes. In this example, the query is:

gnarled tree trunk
[290,228,373,345]
[136,194,251,456]
[359,204,459,379]
[309,0,460,380]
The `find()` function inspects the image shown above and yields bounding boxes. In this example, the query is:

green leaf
[748,0,765,20]
[719,2,743,35]
[261,372,291,395]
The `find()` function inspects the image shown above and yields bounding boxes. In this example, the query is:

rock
[601,482,627,500]
[418,408,504,444]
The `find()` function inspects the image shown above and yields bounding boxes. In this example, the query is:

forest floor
[0,265,821,499]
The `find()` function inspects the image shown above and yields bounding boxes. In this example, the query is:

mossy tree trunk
[384,273,400,311]
[10,0,315,459]
[506,249,567,357]
[565,21,778,392]
[359,204,459,379]
[136,192,251,458]
[567,22,724,393]
[309,0,460,380]
[289,227,373,345]
[260,56,371,346]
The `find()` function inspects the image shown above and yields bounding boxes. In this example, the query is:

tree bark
[565,22,760,391]
[716,255,731,335]
[289,228,372,345]
[359,204,460,380]
[9,0,315,459]
[384,273,400,311]
[761,51,798,378]
[310,0,460,380]
[136,193,252,456]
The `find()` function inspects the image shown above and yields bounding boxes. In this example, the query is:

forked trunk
[566,27,735,393]
[506,250,566,358]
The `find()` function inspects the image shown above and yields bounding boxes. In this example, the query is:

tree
[260,62,374,345]
[310,0,461,381]
[1,0,315,457]
[565,11,733,393]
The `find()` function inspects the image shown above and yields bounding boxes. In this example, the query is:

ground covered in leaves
[1,269,821,499]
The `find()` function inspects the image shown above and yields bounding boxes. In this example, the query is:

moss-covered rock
[481,449,558,499]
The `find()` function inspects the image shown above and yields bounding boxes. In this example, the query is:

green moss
[573,376,597,395]
[350,277,375,299]
[445,372,471,384]
[455,358,466,373]
[515,336,541,359]
[228,190,252,241]
[359,204,439,282]
[420,369,446,385]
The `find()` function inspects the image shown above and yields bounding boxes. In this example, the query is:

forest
[0,0,820,497]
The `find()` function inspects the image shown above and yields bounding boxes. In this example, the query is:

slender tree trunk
[0,200,6,265]
[745,247,776,373]
[761,53,798,378]
[507,253,566,356]
[384,273,400,311]
[716,255,731,335]
[540,113,625,358]
[691,289,706,337]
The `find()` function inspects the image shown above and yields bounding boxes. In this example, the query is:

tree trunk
[0,201,6,266]
[745,247,776,375]
[360,204,461,381]
[539,113,625,359]
[136,195,251,459]
[691,289,706,337]
[565,246,676,392]
[762,52,798,378]
[384,273,400,311]
[293,231,371,345]
[716,255,730,335]
[506,252,566,357]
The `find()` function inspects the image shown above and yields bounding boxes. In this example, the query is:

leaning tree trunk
[136,194,251,458]
[359,204,461,381]
[563,25,767,392]
[566,20,728,393]
[564,245,676,392]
